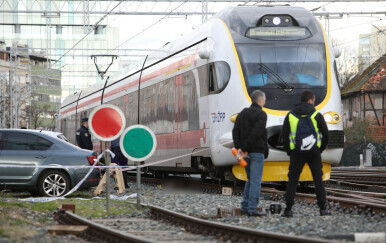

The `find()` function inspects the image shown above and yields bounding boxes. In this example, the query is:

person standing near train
[76,117,93,150]
[281,91,331,217]
[232,90,269,217]
[110,137,129,188]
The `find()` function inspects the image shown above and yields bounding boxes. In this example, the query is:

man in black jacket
[281,91,331,217]
[76,117,93,150]
[232,90,269,217]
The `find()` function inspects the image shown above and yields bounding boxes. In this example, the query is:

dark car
[0,129,100,197]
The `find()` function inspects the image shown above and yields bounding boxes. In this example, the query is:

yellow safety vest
[288,110,321,151]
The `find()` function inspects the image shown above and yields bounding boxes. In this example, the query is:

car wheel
[38,170,70,197]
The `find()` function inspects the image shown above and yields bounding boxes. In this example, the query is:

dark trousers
[111,147,128,188]
[285,150,327,209]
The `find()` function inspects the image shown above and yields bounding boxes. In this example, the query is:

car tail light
[87,156,98,165]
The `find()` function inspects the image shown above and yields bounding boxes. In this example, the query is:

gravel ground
[120,180,386,241]
[2,176,384,243]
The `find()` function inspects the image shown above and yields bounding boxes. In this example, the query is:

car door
[0,132,53,183]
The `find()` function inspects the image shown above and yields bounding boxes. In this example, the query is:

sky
[107,2,386,62]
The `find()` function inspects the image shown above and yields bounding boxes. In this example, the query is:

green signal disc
[120,125,157,161]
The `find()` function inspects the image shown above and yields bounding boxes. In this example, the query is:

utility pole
[10,46,18,128]
[202,0,208,23]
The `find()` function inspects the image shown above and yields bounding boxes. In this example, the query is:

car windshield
[237,44,326,89]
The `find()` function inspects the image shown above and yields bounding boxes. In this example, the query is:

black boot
[283,207,293,217]
[320,204,331,216]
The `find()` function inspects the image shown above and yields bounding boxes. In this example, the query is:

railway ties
[55,204,330,243]
[92,217,215,242]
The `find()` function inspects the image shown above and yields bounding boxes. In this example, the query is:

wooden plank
[93,172,107,195]
[217,207,241,217]
[112,164,126,193]
[48,225,88,235]
[93,163,125,194]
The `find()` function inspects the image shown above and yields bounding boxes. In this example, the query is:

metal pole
[104,141,111,215]
[136,161,141,210]
[0,73,1,127]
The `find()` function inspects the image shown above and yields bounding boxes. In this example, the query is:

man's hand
[239,149,248,158]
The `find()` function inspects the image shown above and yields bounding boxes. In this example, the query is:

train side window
[0,132,3,150]
[213,61,231,92]
[198,64,209,97]
[198,61,231,97]
[209,64,215,92]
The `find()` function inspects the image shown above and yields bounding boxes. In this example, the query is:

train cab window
[198,61,231,96]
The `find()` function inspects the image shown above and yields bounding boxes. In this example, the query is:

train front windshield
[236,44,327,110]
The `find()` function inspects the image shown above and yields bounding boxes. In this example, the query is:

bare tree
[330,38,358,87]
[28,104,51,129]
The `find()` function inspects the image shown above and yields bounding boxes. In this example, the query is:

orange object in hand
[232,148,248,167]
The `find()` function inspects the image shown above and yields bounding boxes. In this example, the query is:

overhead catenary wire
[329,18,386,32]
[52,0,124,67]
[336,31,382,46]
[113,0,190,51]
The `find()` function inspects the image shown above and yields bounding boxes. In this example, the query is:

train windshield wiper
[258,63,294,92]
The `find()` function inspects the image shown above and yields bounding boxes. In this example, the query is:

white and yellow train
[60,5,344,182]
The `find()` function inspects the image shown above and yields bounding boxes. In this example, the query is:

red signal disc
[92,107,123,138]
[88,104,126,141]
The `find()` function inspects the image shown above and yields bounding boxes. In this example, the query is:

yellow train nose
[232,162,331,181]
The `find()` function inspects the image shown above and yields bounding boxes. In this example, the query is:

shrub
[344,118,374,144]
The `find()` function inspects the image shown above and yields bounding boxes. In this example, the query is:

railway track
[54,204,331,243]
[52,169,385,242]
[330,168,386,187]
[128,174,386,215]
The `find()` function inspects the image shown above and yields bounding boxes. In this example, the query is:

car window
[57,134,69,142]
[35,136,53,150]
[3,132,53,151]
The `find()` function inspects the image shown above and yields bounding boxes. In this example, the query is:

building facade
[341,55,386,143]
[0,42,61,129]
[0,0,119,99]
[358,25,386,72]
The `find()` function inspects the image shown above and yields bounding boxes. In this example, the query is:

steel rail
[265,189,386,214]
[149,205,332,243]
[127,175,386,214]
[54,209,155,243]
[54,204,332,243]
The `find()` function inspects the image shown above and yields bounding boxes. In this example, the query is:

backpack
[290,111,318,153]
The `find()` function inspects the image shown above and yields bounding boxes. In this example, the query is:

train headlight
[230,114,238,123]
[323,112,341,124]
[273,17,281,25]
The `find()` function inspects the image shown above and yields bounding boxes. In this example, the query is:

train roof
[216,6,321,43]
[61,5,321,110]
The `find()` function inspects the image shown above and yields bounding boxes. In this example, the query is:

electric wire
[113,0,189,51]
[53,0,124,66]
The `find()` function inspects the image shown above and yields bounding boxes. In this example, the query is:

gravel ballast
[123,180,386,241]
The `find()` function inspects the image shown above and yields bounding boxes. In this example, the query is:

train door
[174,74,183,166]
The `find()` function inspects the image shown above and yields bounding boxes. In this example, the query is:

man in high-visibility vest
[281,91,331,217]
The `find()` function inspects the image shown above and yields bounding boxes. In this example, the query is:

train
[60,5,344,182]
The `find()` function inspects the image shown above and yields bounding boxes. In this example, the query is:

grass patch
[0,191,142,241]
